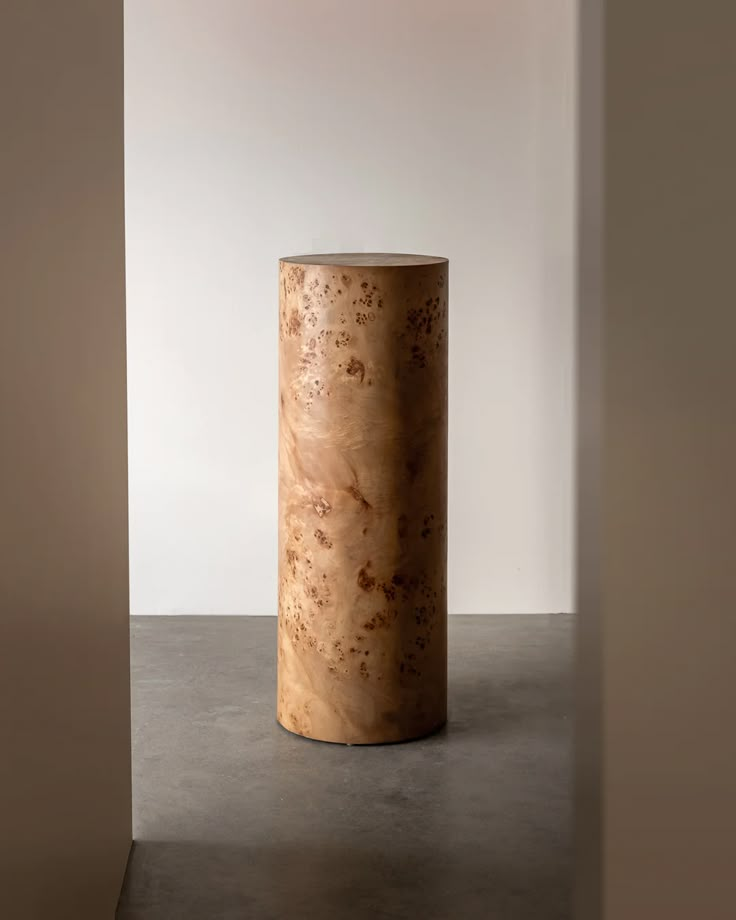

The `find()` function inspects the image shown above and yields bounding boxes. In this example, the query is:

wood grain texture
[277,254,448,744]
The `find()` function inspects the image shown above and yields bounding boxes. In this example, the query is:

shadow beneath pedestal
[445,616,574,742]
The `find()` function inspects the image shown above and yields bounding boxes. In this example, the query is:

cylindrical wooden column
[277,253,448,744]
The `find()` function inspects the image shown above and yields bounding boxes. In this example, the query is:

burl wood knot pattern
[277,253,448,744]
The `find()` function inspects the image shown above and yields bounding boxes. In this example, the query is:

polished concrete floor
[117,615,572,920]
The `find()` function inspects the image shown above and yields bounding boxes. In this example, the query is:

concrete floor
[117,615,572,920]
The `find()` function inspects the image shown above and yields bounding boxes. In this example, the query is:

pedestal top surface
[280,253,447,267]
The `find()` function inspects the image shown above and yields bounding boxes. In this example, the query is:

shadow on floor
[117,836,569,920]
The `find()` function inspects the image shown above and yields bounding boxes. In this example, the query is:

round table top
[280,252,447,267]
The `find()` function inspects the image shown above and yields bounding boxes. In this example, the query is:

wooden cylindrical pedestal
[277,253,448,744]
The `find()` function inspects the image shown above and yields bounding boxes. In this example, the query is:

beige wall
[0,3,131,917]
[578,1,736,916]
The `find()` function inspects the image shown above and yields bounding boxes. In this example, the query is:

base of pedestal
[276,715,447,746]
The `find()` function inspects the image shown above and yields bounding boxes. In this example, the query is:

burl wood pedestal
[278,253,448,744]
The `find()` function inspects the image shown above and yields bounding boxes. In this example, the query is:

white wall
[124,0,575,615]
